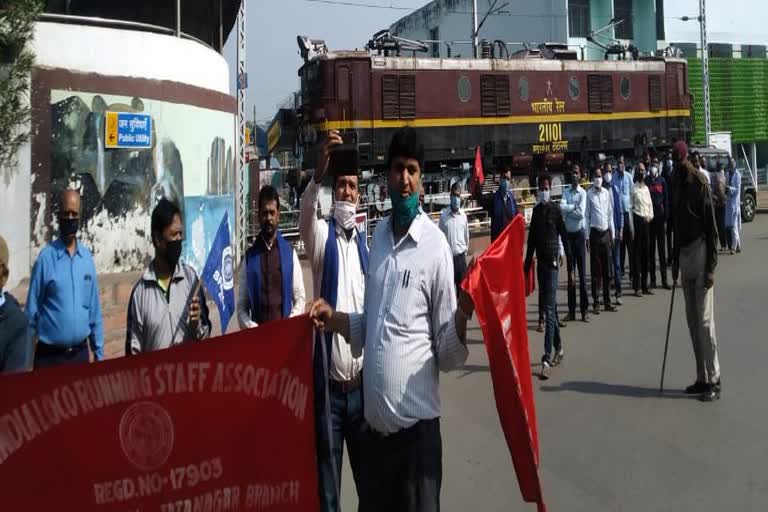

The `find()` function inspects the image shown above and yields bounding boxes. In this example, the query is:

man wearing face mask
[585,168,617,314]
[309,127,472,512]
[125,199,210,355]
[614,156,634,279]
[602,163,625,305]
[238,186,305,329]
[646,158,670,289]
[440,182,470,294]
[299,130,368,512]
[26,189,103,368]
[0,235,31,373]
[630,164,654,296]
[724,158,742,253]
[525,174,571,379]
[474,164,518,242]
[560,163,589,323]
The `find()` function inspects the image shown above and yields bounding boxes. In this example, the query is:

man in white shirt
[310,127,472,512]
[299,130,368,512]
[584,167,617,314]
[439,182,470,293]
[236,186,305,328]
[630,163,654,296]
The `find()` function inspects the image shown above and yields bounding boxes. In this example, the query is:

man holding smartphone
[300,130,368,511]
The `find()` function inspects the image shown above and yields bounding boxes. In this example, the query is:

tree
[0,0,42,172]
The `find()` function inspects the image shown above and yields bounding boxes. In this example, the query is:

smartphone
[328,146,359,176]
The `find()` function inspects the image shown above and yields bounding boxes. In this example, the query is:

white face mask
[604,172,612,184]
[650,166,659,177]
[537,190,550,204]
[333,200,357,230]
[594,177,603,188]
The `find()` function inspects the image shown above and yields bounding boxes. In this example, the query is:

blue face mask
[390,185,420,228]
[450,195,460,212]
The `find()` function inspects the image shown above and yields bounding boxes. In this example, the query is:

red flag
[470,146,485,195]
[0,316,319,511]
[462,215,546,512]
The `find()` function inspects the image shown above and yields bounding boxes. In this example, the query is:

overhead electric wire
[304,0,566,17]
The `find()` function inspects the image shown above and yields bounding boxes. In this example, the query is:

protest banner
[0,316,318,512]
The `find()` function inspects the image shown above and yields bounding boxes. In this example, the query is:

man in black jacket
[0,235,31,373]
[524,174,571,380]
[646,157,670,289]
[671,141,721,402]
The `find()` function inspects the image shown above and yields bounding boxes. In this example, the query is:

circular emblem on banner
[457,75,472,103]
[119,401,175,471]
[221,246,234,291]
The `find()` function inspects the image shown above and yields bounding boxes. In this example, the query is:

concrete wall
[0,21,237,285]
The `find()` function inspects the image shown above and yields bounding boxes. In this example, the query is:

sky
[223,0,768,127]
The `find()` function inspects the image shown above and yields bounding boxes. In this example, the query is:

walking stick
[659,280,676,393]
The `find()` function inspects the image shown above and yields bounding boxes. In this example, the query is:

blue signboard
[105,112,152,149]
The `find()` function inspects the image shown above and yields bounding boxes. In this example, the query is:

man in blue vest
[299,130,368,511]
[474,164,518,242]
[236,186,305,329]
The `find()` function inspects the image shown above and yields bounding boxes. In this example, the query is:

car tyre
[742,192,756,223]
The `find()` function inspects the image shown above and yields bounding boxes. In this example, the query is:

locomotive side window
[480,75,511,117]
[588,74,614,113]
[648,75,663,111]
[382,75,416,120]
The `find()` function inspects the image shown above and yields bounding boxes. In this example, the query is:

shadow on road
[539,381,691,399]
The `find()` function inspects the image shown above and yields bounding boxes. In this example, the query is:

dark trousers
[538,262,562,362]
[452,253,467,293]
[361,419,442,512]
[590,228,612,307]
[649,216,668,286]
[620,212,634,276]
[612,240,622,297]
[715,205,727,249]
[632,215,651,293]
[33,342,89,369]
[565,231,589,316]
[316,384,367,512]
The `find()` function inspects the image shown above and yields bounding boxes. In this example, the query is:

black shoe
[604,304,617,312]
[635,290,642,297]
[661,283,671,290]
[592,306,601,315]
[650,281,657,289]
[699,384,721,402]
[540,361,551,380]
[643,289,654,296]
[685,381,707,395]
[564,313,577,322]
[581,312,590,323]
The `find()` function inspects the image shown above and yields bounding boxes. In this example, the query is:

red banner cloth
[0,316,319,512]
[470,145,485,195]
[462,215,547,512]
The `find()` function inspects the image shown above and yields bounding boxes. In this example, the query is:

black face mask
[59,217,79,238]
[165,239,183,269]
[564,173,574,185]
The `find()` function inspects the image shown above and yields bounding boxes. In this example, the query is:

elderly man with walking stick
[668,141,722,402]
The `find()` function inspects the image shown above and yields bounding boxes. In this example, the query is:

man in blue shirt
[26,189,103,368]
[474,164,518,242]
[613,156,634,278]
[560,163,589,323]
[603,164,626,305]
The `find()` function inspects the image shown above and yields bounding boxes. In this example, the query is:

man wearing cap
[0,235,31,373]
[671,141,721,402]
[26,189,104,368]
[299,130,368,511]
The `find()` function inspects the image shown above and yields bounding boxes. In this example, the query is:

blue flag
[201,212,236,333]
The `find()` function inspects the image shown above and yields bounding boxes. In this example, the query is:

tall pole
[176,0,181,37]
[236,0,247,262]
[699,0,711,143]
[472,0,479,58]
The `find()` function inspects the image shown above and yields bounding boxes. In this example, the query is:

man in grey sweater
[126,199,210,355]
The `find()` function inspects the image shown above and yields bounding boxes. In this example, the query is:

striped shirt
[348,212,468,434]
[438,206,470,256]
